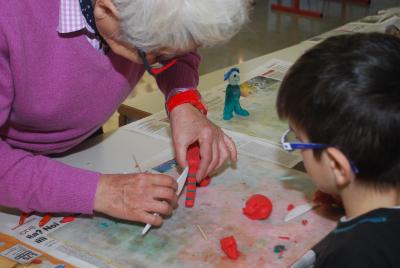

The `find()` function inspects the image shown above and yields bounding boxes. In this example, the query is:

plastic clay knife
[284,203,320,222]
[142,166,189,235]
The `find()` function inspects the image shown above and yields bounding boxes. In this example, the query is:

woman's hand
[94,173,178,226]
[169,103,237,181]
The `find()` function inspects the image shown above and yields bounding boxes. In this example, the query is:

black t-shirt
[292,208,400,268]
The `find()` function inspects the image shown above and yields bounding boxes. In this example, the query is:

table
[53,128,339,268]
[2,12,397,268]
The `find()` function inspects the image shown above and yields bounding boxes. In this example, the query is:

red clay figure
[185,142,213,207]
[185,142,200,207]
[220,236,240,260]
[243,194,273,220]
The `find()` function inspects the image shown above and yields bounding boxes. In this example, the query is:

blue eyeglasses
[280,128,327,152]
[281,128,359,174]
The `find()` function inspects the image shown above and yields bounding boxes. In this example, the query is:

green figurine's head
[224,67,240,86]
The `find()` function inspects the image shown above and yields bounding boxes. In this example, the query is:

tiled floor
[103,0,400,132]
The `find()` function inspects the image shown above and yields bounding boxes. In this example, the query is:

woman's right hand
[94,173,178,226]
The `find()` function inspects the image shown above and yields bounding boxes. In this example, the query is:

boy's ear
[325,147,355,188]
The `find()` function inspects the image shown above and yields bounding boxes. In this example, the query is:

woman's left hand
[169,103,237,181]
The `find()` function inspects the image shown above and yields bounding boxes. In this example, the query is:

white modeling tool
[132,154,143,173]
[142,166,189,235]
[284,203,320,222]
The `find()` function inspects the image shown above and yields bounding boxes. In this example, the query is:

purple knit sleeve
[155,51,201,99]
[0,22,100,214]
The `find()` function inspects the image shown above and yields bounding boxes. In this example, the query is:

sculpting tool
[284,203,319,222]
[132,154,143,173]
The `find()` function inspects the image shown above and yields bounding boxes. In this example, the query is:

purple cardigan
[0,0,200,214]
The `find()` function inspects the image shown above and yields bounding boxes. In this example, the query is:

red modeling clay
[313,190,342,208]
[185,143,212,207]
[31,259,42,264]
[18,212,31,225]
[38,214,52,227]
[198,175,212,187]
[185,143,200,208]
[242,194,273,220]
[60,216,76,224]
[287,204,295,211]
[220,236,240,260]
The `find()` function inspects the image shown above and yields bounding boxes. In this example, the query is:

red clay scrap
[198,175,212,187]
[220,236,240,260]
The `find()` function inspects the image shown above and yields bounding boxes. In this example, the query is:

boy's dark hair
[277,33,400,187]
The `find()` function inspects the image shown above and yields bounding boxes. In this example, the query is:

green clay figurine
[223,67,250,120]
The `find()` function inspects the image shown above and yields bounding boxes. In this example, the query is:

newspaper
[0,232,76,267]
[305,14,400,44]
[0,215,97,267]
[123,59,301,168]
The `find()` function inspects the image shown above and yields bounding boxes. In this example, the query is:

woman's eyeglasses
[137,49,178,77]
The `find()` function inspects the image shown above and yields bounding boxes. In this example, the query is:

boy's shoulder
[311,208,400,268]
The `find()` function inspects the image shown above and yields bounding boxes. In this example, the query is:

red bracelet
[166,89,208,115]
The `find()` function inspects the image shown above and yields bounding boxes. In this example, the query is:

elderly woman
[0,0,247,226]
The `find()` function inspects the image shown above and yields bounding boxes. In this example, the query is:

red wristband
[166,89,207,115]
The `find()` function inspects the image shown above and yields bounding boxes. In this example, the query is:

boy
[277,33,400,267]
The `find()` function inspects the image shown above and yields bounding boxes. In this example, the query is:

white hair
[112,0,248,52]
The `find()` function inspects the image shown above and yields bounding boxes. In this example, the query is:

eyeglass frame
[280,128,359,174]
[137,49,178,77]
